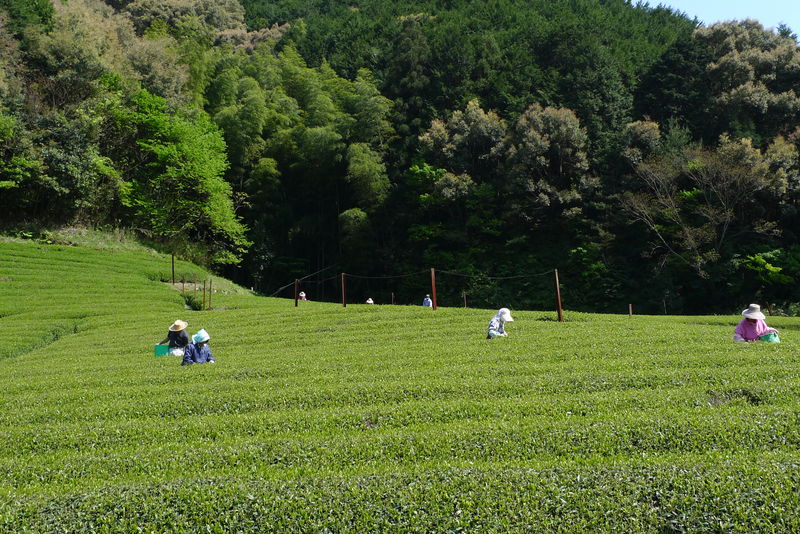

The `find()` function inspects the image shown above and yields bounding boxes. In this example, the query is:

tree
[624,135,786,278]
[506,103,590,219]
[695,20,800,142]
[102,90,249,264]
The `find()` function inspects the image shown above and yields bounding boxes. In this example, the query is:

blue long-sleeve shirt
[182,343,215,365]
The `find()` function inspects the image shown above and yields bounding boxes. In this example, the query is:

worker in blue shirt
[182,329,215,365]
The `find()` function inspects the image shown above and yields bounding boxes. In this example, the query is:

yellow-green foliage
[1,240,799,532]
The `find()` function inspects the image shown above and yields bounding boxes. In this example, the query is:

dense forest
[2,0,800,313]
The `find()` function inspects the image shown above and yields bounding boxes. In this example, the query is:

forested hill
[1,0,800,314]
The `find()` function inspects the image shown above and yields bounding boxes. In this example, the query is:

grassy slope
[1,239,799,532]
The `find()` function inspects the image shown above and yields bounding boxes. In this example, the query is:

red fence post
[294,279,299,307]
[341,273,347,308]
[553,269,564,322]
[431,268,438,311]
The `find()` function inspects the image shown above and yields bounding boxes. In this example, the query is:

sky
[655,0,800,34]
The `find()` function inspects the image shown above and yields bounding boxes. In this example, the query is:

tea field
[1,239,800,532]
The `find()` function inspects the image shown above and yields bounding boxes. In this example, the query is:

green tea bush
[1,240,799,532]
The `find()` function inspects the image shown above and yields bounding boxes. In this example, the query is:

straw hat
[169,320,188,332]
[741,304,765,320]
[498,308,514,322]
[193,329,210,343]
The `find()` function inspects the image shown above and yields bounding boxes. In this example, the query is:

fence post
[341,273,347,308]
[629,303,633,317]
[208,278,212,310]
[194,278,197,302]
[430,268,438,311]
[391,292,395,305]
[181,275,185,296]
[171,254,175,285]
[294,279,299,307]
[202,280,207,311]
[553,269,564,322]
[463,291,467,308]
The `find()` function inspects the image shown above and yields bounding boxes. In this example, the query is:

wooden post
[391,292,395,305]
[463,291,467,308]
[202,280,206,311]
[341,273,347,308]
[171,254,175,285]
[294,279,299,307]
[663,299,667,315]
[208,278,212,310]
[430,268,438,311]
[553,269,564,322]
[193,278,197,302]
[629,303,633,317]
[181,275,185,296]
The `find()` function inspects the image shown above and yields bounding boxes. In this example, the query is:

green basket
[759,332,780,344]
[154,344,170,357]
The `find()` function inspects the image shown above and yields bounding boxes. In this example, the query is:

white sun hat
[169,320,188,332]
[741,304,765,320]
[193,329,210,343]
[498,308,514,322]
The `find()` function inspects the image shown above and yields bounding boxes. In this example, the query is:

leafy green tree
[102,90,249,264]
[506,103,590,220]
[634,33,715,141]
[124,0,245,36]
[0,0,53,35]
[695,20,800,143]
[624,135,786,279]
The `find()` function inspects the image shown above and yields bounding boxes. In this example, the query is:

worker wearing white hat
[182,329,216,365]
[487,308,514,339]
[733,304,779,343]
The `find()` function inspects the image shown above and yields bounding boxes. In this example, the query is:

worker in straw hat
[733,304,780,343]
[182,329,215,365]
[487,308,514,339]
[158,320,190,356]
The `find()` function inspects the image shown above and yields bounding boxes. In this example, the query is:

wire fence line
[438,269,554,280]
[270,265,554,297]
[269,267,554,296]
[343,270,429,280]
[267,266,562,312]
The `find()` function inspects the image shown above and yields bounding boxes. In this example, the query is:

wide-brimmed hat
[498,308,514,322]
[169,320,188,332]
[741,304,765,320]
[299,291,306,297]
[193,329,210,343]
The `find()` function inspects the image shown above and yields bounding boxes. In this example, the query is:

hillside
[3,0,800,313]
[1,239,799,531]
